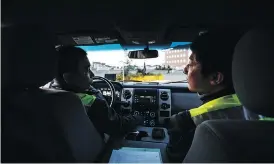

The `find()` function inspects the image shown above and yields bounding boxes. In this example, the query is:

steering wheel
[92,76,116,107]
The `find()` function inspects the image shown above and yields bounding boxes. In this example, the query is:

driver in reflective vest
[166,28,260,162]
[50,46,142,137]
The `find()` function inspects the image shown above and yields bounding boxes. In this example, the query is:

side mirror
[128,50,158,59]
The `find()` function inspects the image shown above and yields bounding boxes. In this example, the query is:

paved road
[92,69,187,81]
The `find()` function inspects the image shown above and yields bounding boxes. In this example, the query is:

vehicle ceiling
[3,1,274,49]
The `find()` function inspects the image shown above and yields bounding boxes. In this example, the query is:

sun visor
[58,33,122,46]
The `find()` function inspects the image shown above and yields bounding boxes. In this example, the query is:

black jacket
[84,86,143,137]
[166,88,259,162]
[50,80,143,137]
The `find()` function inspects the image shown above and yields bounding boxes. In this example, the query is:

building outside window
[164,46,191,70]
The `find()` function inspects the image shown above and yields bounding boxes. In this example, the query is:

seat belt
[189,94,242,118]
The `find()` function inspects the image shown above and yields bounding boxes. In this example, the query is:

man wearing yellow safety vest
[50,46,143,138]
[166,28,259,162]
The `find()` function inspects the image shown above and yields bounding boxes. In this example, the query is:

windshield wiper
[162,80,188,84]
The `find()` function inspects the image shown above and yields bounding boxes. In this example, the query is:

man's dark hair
[57,46,87,74]
[190,28,244,87]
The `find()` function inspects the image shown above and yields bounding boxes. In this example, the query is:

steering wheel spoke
[91,76,116,107]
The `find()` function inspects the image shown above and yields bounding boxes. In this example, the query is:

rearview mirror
[128,50,158,59]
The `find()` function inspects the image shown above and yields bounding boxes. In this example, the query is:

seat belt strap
[189,94,242,118]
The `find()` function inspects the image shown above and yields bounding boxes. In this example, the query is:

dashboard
[92,81,202,127]
[99,87,121,98]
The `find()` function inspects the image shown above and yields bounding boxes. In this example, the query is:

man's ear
[209,72,224,86]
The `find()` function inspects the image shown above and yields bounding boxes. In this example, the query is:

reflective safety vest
[189,94,242,118]
[259,116,274,121]
[76,93,96,106]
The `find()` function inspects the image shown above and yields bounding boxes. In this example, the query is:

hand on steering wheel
[91,76,116,107]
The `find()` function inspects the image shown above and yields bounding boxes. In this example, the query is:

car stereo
[137,95,155,103]
[132,88,158,127]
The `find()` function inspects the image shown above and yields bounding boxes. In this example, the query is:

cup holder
[125,131,149,141]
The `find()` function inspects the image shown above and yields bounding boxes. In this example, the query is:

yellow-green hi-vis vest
[259,116,274,121]
[76,93,96,106]
[189,94,242,118]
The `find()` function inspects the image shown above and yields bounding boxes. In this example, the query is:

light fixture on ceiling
[132,41,140,44]
[148,40,156,44]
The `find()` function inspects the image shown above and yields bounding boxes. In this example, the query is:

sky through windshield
[79,42,190,67]
[78,42,190,82]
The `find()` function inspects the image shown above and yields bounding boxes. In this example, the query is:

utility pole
[123,50,129,81]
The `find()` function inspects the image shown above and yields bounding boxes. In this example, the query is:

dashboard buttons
[144,120,149,125]
[160,91,169,101]
[161,103,170,110]
[134,111,139,116]
[150,112,156,118]
[150,120,155,126]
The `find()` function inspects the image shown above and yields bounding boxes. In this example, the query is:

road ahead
[92,69,187,81]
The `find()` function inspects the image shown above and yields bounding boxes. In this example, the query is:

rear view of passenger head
[56,46,91,92]
[57,46,88,75]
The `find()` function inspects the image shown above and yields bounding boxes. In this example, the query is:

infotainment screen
[139,96,153,103]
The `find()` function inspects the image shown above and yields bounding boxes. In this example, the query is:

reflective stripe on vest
[259,116,274,121]
[189,94,242,118]
[76,93,96,106]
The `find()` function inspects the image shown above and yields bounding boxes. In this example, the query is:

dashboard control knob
[150,120,155,126]
[160,91,169,101]
[150,112,156,118]
[123,90,132,99]
[123,101,130,107]
[134,111,139,116]
[161,103,170,110]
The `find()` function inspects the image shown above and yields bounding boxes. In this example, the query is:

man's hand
[88,86,107,101]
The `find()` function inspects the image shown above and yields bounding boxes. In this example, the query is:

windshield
[79,42,191,83]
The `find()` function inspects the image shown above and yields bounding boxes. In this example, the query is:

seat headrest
[232,27,274,117]
[2,23,58,89]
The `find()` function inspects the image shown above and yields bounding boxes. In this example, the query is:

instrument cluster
[99,87,121,98]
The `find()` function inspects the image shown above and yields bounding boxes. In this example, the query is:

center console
[101,126,170,163]
[121,88,172,127]
[133,88,158,126]
[124,126,169,144]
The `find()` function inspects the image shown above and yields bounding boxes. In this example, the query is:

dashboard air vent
[160,91,169,101]
[123,90,132,99]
